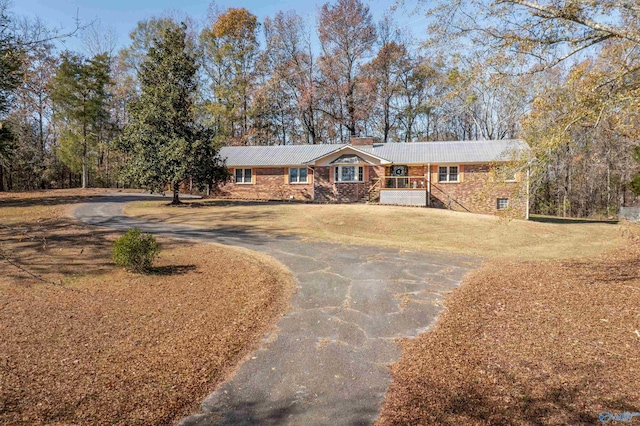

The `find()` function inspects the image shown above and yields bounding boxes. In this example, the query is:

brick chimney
[350,136,381,146]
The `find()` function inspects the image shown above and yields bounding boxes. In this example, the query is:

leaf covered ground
[0,190,294,424]
[378,246,640,425]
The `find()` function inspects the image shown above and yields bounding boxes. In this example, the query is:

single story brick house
[216,137,530,217]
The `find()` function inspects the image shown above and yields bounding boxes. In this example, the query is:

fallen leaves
[378,245,640,425]
[0,191,295,425]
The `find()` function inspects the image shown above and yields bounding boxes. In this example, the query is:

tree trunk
[171,182,181,205]
[82,159,88,189]
[82,124,88,189]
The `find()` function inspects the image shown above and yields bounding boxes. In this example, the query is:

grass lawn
[0,190,294,425]
[125,198,640,424]
[125,199,628,260]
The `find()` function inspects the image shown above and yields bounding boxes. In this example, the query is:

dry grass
[0,188,107,225]
[125,200,626,260]
[0,190,295,425]
[378,246,640,425]
[124,198,640,424]
[12,192,634,424]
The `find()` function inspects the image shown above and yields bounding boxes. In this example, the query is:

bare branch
[498,0,640,43]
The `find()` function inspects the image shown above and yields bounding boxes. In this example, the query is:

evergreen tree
[119,23,228,204]
[0,0,20,118]
[0,0,20,191]
[50,52,111,188]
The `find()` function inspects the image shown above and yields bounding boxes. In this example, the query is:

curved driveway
[74,194,479,426]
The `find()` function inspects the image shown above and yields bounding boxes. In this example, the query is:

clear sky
[12,0,425,53]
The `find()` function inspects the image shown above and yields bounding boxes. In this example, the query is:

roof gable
[329,154,366,164]
[305,145,391,166]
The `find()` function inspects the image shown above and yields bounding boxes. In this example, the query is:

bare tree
[317,0,377,140]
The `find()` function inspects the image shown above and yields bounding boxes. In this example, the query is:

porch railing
[368,177,382,202]
[384,176,427,189]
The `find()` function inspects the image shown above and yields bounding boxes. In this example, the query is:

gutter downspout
[427,163,431,207]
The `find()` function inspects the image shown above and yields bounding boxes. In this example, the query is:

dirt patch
[124,199,627,260]
[0,191,295,425]
[377,246,640,425]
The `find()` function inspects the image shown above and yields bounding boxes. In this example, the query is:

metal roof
[219,139,528,167]
[219,144,345,167]
[361,139,528,164]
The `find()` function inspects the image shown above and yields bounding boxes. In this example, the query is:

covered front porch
[376,165,432,207]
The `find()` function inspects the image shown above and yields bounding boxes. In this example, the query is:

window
[235,168,252,184]
[342,166,355,182]
[497,198,509,210]
[289,167,308,183]
[438,166,459,182]
[334,165,364,182]
[438,166,447,182]
[449,166,458,182]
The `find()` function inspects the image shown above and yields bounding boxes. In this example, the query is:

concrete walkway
[74,194,480,426]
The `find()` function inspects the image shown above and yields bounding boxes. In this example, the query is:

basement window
[497,198,509,210]
[289,167,308,183]
[235,168,252,184]
[334,165,364,182]
[438,166,459,182]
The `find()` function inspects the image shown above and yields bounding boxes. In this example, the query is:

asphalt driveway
[74,194,479,426]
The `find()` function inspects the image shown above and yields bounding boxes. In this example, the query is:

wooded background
[1,0,639,218]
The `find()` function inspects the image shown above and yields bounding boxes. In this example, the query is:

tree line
[0,0,639,216]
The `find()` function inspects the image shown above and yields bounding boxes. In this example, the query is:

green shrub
[113,228,160,273]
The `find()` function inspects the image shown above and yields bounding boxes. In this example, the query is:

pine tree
[119,23,228,204]
[50,52,110,188]
[0,0,20,118]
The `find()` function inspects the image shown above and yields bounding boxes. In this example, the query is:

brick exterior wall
[313,166,335,202]
[215,167,313,201]
[314,165,384,203]
[350,137,381,146]
[382,164,525,216]
[429,164,525,216]
[215,162,525,217]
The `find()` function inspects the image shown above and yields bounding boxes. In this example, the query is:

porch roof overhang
[304,144,391,166]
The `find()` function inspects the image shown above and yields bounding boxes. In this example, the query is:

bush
[113,228,160,273]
